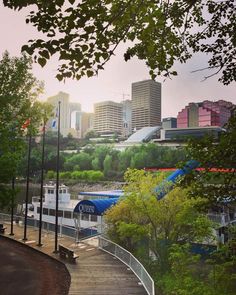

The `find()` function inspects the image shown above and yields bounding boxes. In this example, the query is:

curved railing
[0,213,155,295]
[98,236,155,295]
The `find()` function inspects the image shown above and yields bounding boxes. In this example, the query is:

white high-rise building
[47,92,81,137]
[93,101,123,135]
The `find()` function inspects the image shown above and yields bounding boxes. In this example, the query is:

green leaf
[39,50,50,59]
[38,57,47,67]
[56,74,63,81]
[86,70,94,77]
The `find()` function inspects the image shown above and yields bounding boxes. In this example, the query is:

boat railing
[32,196,44,203]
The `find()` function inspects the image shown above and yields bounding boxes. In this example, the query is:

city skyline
[0,3,235,118]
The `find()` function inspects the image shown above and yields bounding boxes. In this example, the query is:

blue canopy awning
[74,198,119,216]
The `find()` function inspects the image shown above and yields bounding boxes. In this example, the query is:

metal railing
[0,213,155,295]
[98,236,155,295]
[207,213,232,225]
[0,213,98,241]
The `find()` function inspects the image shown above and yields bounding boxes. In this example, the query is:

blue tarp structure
[74,198,119,216]
[74,160,199,215]
[78,190,123,198]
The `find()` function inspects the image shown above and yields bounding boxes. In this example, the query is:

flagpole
[54,101,61,253]
[37,119,46,246]
[9,176,15,236]
[23,134,32,241]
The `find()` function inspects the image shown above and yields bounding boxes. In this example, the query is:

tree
[91,145,111,171]
[0,51,44,207]
[64,152,92,171]
[3,0,235,84]
[105,169,213,273]
[184,111,236,203]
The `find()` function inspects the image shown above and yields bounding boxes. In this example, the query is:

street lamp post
[23,134,32,241]
[54,101,61,253]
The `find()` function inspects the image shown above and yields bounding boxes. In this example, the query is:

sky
[0,3,235,118]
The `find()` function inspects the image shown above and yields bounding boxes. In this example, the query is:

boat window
[58,210,63,217]
[48,189,54,194]
[49,209,55,216]
[63,189,67,193]
[59,190,62,194]
[43,208,48,215]
[64,211,72,219]
[81,214,89,221]
[37,207,40,214]
[90,215,98,222]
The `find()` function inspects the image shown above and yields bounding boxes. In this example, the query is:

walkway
[1,221,147,295]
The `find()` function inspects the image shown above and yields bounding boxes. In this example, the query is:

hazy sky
[0,3,235,117]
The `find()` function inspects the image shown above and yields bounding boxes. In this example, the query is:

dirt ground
[0,236,70,295]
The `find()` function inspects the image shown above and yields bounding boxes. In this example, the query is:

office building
[80,112,94,138]
[122,99,132,137]
[47,91,71,137]
[162,117,177,129]
[93,101,123,135]
[131,79,161,131]
[177,100,234,128]
[69,102,81,128]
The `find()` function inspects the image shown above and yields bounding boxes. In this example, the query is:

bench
[0,224,6,234]
[59,244,79,264]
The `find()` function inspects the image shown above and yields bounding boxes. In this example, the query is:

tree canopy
[3,0,236,84]
[184,111,236,203]
[0,51,46,207]
[105,169,213,271]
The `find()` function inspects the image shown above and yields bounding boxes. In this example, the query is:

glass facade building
[177,100,234,128]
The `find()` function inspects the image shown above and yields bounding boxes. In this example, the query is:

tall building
[69,102,81,128]
[93,101,123,135]
[47,91,82,137]
[131,79,161,131]
[47,91,71,137]
[70,111,94,138]
[177,100,234,128]
[122,100,132,137]
[81,112,94,138]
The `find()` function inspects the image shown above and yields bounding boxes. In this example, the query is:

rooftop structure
[125,126,161,143]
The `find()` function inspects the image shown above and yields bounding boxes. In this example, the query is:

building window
[49,209,55,216]
[90,215,98,222]
[64,211,72,219]
[81,214,89,221]
[43,208,48,215]
[37,207,40,214]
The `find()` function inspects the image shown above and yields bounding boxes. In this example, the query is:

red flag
[22,119,31,129]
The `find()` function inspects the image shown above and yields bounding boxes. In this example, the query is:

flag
[52,119,57,128]
[22,119,31,129]
[51,107,59,128]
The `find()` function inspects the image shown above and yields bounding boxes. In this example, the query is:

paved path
[1,222,147,295]
[0,236,70,295]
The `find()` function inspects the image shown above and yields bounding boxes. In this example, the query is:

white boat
[31,182,101,230]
